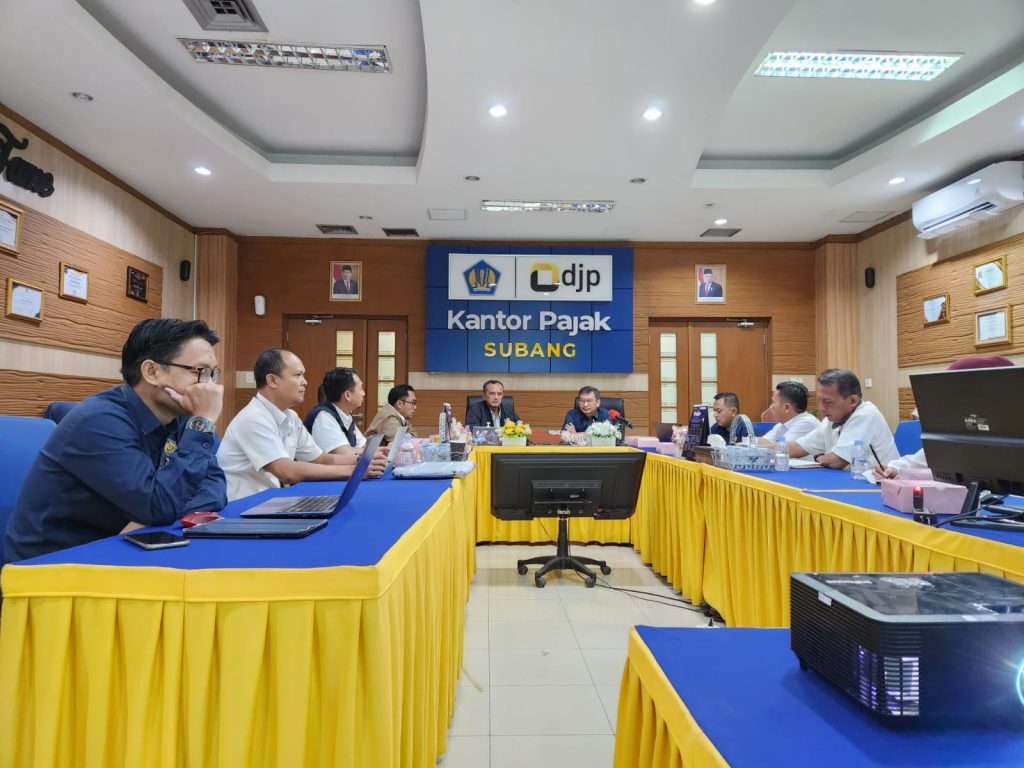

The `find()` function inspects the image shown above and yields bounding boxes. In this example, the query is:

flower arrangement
[501,420,532,438]
[585,420,620,439]
[671,425,689,449]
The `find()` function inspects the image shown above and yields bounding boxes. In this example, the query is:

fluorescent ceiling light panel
[178,39,390,72]
[754,51,961,81]
[481,200,614,213]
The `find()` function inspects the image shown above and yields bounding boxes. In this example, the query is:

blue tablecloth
[18,475,454,570]
[738,466,872,492]
[636,626,1024,767]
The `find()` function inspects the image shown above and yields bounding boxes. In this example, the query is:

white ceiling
[1,0,1022,242]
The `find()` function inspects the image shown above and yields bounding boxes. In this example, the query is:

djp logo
[529,261,602,294]
[529,263,559,293]
[463,260,501,295]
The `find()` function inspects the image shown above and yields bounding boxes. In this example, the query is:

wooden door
[363,319,408,428]
[648,322,690,426]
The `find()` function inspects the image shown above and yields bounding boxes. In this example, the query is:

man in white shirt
[788,368,898,470]
[218,349,384,500]
[757,381,820,446]
[304,367,368,452]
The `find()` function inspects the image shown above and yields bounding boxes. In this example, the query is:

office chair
[0,416,56,567]
[894,420,923,456]
[466,394,516,422]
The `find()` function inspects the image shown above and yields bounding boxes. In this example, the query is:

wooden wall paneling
[196,233,238,435]
[898,387,916,421]
[814,242,859,373]
[0,201,161,355]
[0,370,118,416]
[896,232,1024,368]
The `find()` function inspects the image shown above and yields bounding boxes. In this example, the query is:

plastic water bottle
[774,434,789,472]
[397,434,417,467]
[850,439,869,480]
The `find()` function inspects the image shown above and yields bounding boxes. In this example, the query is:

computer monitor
[491,451,646,521]
[911,366,1024,494]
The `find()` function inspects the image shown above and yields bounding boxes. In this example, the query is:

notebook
[240,433,384,518]
[183,518,326,538]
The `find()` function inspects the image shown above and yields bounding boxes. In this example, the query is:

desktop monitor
[911,366,1024,494]
[491,451,646,521]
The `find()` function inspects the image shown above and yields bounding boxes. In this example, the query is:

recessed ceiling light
[464,175,481,181]
[194,166,212,176]
[888,176,906,185]
[693,0,717,5]
[70,91,93,102]
[714,218,728,226]
[178,38,390,72]
[358,215,373,220]
[966,178,981,185]
[482,200,614,213]
[489,105,508,118]
[630,177,647,184]
[642,107,662,121]
[754,51,961,81]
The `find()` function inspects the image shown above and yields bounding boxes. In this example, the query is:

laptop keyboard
[284,495,338,513]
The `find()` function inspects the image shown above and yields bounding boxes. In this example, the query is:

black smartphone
[123,531,190,550]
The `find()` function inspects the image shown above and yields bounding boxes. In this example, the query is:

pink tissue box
[656,442,677,456]
[635,437,659,450]
[881,479,968,515]
[897,468,934,482]
[625,436,641,447]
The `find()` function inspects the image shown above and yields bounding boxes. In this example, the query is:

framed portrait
[330,261,362,302]
[973,255,1006,295]
[59,262,89,303]
[974,305,1011,347]
[0,197,24,257]
[126,266,148,302]
[696,264,726,303]
[5,278,43,323]
[922,293,949,325]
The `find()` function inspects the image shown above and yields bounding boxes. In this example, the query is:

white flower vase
[501,436,527,447]
[588,436,616,447]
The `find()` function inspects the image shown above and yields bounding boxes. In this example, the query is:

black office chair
[466,394,516,422]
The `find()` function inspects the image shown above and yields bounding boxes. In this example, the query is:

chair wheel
[600,565,611,575]
[517,564,528,575]
[535,575,546,588]
[584,576,596,588]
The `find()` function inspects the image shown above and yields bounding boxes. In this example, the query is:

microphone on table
[608,408,634,428]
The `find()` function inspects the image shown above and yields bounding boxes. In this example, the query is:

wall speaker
[179,259,192,281]
[254,295,266,316]
[864,267,875,289]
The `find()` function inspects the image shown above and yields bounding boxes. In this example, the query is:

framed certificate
[974,306,1011,347]
[922,293,949,325]
[973,256,1006,295]
[5,278,43,322]
[59,262,89,303]
[0,197,24,257]
[126,266,149,302]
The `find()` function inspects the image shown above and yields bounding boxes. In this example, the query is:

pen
[869,444,884,470]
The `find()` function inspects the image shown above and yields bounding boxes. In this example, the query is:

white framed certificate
[59,262,89,303]
[974,306,1010,347]
[0,198,24,256]
[5,278,43,322]
[922,293,949,325]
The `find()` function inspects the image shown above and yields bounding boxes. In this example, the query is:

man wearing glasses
[366,384,419,444]
[4,319,228,562]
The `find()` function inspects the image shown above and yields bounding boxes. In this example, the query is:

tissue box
[635,437,659,451]
[656,442,677,456]
[624,436,641,447]
[897,468,934,482]
[881,479,968,515]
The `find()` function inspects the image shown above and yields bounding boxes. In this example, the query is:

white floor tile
[458,648,490,688]
[438,736,490,767]
[488,582,561,600]
[570,621,636,650]
[491,734,615,768]
[489,620,578,650]
[490,648,592,686]
[450,687,490,736]
[490,685,611,735]
[596,685,621,734]
[489,598,567,622]
[561,595,647,623]
[635,599,710,627]
[464,621,489,650]
[581,648,629,686]
[466,589,489,622]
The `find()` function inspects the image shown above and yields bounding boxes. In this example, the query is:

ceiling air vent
[383,228,420,238]
[700,227,741,237]
[316,224,358,235]
[182,0,268,32]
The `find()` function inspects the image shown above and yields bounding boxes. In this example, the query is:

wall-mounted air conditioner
[912,161,1024,239]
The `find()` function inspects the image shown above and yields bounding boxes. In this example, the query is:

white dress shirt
[312,404,366,452]
[217,393,323,501]
[889,447,928,472]
[796,401,899,467]
[762,411,821,443]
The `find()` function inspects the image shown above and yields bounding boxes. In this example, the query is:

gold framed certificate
[59,262,89,303]
[973,255,1006,295]
[0,197,24,257]
[5,278,43,322]
[974,305,1011,347]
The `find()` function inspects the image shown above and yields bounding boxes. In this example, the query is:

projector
[790,572,1024,725]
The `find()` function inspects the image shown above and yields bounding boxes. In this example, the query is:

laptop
[383,426,409,472]
[393,460,476,479]
[652,422,677,443]
[240,433,385,518]
[472,425,501,446]
[184,518,326,538]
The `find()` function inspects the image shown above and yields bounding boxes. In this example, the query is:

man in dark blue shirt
[4,319,227,563]
[562,385,611,435]
[710,391,749,444]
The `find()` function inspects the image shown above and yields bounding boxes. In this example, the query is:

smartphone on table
[122,531,190,550]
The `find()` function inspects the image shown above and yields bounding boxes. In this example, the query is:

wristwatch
[186,416,216,434]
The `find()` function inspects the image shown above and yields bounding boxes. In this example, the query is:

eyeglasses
[400,399,418,407]
[157,361,221,384]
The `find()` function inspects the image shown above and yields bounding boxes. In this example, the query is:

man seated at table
[465,379,520,427]
[756,381,820,447]
[4,318,228,563]
[366,384,419,444]
[217,349,385,501]
[303,367,370,452]
[710,392,749,444]
[562,386,611,436]
[787,368,898,470]
[874,354,1014,479]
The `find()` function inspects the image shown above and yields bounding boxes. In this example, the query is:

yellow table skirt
[613,629,727,768]
[472,446,633,543]
[0,472,477,768]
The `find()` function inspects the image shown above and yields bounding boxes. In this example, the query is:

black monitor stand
[516,507,612,588]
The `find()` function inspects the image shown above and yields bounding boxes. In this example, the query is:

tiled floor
[439,543,714,768]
